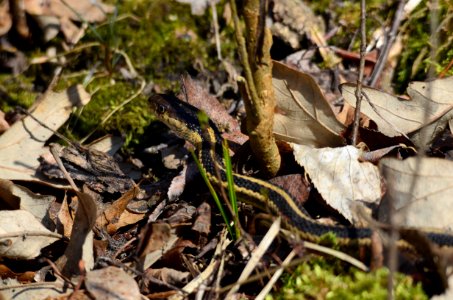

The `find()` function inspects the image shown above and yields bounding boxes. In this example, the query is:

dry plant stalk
[231,0,280,176]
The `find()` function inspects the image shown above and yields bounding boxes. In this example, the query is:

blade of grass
[191,151,235,239]
[222,139,240,238]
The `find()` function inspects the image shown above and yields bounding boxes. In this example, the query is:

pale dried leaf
[146,268,190,286]
[408,77,453,105]
[0,85,91,181]
[378,157,453,230]
[0,281,71,300]
[0,179,55,226]
[0,210,61,259]
[272,61,345,147]
[341,77,453,138]
[25,0,115,23]
[292,145,381,223]
[85,267,141,300]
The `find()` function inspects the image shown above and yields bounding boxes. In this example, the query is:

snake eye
[157,104,166,114]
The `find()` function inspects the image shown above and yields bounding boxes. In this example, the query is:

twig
[210,0,222,60]
[351,0,367,146]
[367,0,406,87]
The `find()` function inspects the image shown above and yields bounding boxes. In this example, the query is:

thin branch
[367,0,406,87]
[351,0,367,146]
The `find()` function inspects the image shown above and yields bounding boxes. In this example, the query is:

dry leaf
[379,157,453,229]
[96,187,137,229]
[85,267,141,300]
[191,202,211,236]
[0,210,61,260]
[181,75,242,135]
[137,223,178,270]
[145,268,190,286]
[0,179,55,228]
[0,110,9,133]
[25,0,115,23]
[57,195,73,238]
[292,145,381,223]
[0,85,91,181]
[272,61,345,147]
[0,281,71,300]
[0,0,12,35]
[58,191,97,277]
[341,77,453,138]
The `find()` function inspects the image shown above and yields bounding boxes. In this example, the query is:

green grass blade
[191,151,235,239]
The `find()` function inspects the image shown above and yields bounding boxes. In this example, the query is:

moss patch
[267,258,427,300]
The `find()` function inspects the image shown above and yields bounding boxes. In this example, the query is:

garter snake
[149,94,453,249]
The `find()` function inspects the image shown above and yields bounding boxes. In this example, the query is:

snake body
[149,94,453,248]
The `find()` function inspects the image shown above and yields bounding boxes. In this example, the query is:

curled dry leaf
[379,157,453,230]
[96,186,144,234]
[341,77,453,139]
[292,145,381,223]
[272,61,345,147]
[0,210,61,260]
[85,267,141,300]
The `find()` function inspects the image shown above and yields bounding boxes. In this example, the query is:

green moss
[267,258,427,300]
[395,0,452,92]
[0,74,36,112]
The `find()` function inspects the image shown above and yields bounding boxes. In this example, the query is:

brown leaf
[137,223,172,258]
[57,195,73,238]
[191,202,211,236]
[272,61,346,147]
[0,1,12,35]
[58,191,97,277]
[181,75,247,144]
[96,186,138,230]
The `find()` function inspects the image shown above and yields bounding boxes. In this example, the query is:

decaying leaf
[0,85,91,181]
[0,210,61,260]
[292,145,381,223]
[85,267,141,300]
[341,77,453,138]
[272,61,345,147]
[379,157,453,230]
[42,143,135,194]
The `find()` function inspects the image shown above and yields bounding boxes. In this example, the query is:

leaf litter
[1,1,453,298]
